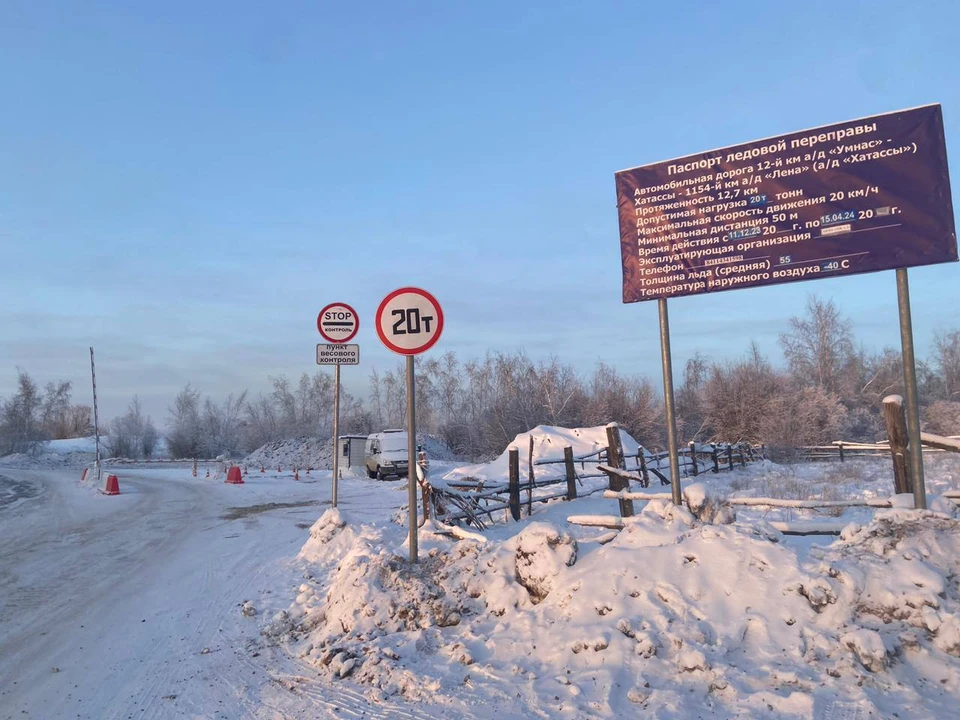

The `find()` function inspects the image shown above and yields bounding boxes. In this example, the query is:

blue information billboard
[615,105,957,303]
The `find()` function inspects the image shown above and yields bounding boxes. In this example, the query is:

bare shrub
[923,400,960,436]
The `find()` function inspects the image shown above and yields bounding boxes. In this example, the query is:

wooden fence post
[508,448,521,521]
[711,444,719,473]
[605,423,633,517]
[739,445,746,467]
[688,441,698,476]
[638,452,649,488]
[564,446,577,500]
[726,445,734,471]
[882,395,913,495]
[606,470,634,518]
[527,435,534,517]
[606,424,624,469]
[838,442,845,462]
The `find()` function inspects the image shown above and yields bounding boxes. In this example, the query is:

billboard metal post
[658,300,683,505]
[332,363,341,508]
[405,355,418,563]
[895,268,927,508]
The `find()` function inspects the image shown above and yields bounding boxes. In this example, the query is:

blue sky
[2,0,959,422]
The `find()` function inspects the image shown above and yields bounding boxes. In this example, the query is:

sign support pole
[332,363,340,507]
[89,347,101,486]
[406,355,418,563]
[658,299,682,505]
[895,268,927,509]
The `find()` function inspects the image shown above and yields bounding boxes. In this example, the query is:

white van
[364,430,409,480]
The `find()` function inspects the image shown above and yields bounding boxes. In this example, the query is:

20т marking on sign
[375,287,444,566]
[376,287,444,356]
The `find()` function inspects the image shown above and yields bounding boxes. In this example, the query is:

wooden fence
[430,436,763,530]
[800,435,960,462]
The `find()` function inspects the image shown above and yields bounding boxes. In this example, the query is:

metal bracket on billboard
[616,105,957,510]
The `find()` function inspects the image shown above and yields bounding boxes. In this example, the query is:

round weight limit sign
[375,288,444,355]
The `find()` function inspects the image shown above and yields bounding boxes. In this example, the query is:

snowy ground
[0,464,470,719]
[3,446,960,719]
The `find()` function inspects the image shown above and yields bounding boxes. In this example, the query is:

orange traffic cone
[81,468,88,482]
[102,474,120,495]
[225,466,244,484]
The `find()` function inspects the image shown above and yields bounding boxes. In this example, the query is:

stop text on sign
[375,287,444,356]
[317,302,359,343]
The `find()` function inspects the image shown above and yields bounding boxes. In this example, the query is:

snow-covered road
[0,467,461,720]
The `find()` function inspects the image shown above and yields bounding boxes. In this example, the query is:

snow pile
[417,434,457,461]
[244,436,335,470]
[273,503,960,717]
[441,424,644,486]
[244,434,455,473]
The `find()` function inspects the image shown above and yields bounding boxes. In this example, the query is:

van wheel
[367,467,376,479]
[376,466,384,481]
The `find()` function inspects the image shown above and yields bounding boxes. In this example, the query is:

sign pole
[332,362,341,507]
[895,268,927,508]
[658,299,682,505]
[375,286,443,565]
[316,301,359,508]
[89,347,101,486]
[405,355,418,563]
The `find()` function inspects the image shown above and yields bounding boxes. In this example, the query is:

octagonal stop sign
[375,288,444,356]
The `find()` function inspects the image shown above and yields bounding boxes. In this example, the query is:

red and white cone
[102,474,120,495]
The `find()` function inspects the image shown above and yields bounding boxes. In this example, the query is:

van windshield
[380,433,408,453]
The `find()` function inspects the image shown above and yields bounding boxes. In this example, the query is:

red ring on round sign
[317,302,359,343]
[375,287,444,356]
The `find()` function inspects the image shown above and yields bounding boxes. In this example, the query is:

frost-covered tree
[108,396,158,459]
[933,329,960,400]
[166,384,203,458]
[703,344,782,443]
[0,369,45,455]
[40,380,73,439]
[779,295,856,396]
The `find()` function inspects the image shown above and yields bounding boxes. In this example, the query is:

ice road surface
[2,449,960,719]
[0,464,465,719]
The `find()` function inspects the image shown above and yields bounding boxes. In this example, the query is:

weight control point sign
[375,287,444,356]
[615,105,957,303]
[317,344,360,365]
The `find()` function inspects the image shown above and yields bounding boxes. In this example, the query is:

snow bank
[245,434,455,473]
[441,424,644,486]
[244,436,335,470]
[272,500,960,717]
